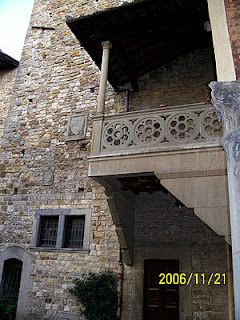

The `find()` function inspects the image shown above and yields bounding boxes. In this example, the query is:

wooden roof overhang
[0,50,19,71]
[66,0,211,91]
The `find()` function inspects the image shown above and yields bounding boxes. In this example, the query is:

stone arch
[0,245,32,320]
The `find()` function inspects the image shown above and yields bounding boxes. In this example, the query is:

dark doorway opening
[144,259,179,320]
[0,259,23,320]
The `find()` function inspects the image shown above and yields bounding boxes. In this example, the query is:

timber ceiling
[67,0,211,91]
[118,175,168,195]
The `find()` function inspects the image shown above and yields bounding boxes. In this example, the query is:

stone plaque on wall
[66,113,88,141]
[42,166,55,186]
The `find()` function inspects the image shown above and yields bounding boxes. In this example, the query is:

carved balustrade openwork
[96,103,222,155]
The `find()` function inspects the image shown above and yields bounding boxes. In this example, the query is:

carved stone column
[210,81,240,319]
[97,40,112,115]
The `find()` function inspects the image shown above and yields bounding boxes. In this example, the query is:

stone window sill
[29,246,90,253]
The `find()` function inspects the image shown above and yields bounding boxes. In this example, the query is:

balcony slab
[88,145,226,178]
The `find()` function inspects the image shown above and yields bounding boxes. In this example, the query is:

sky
[0,0,35,60]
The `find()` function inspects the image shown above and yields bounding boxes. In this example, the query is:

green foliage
[70,271,118,320]
[0,297,17,320]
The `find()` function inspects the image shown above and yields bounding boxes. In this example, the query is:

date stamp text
[159,273,226,286]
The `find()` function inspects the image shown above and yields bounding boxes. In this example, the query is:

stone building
[0,0,240,319]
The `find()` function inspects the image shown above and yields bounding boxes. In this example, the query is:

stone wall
[0,69,17,139]
[0,1,129,318]
[225,0,240,80]
[109,47,215,113]
[129,47,216,111]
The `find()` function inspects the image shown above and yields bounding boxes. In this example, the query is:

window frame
[38,215,59,247]
[63,215,85,248]
[31,209,91,251]
[0,258,23,301]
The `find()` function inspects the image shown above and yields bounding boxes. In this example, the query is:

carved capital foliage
[222,130,240,168]
[209,81,240,136]
[101,40,112,50]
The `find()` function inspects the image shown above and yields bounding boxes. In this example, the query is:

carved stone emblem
[70,116,84,135]
[66,113,88,141]
[42,166,55,186]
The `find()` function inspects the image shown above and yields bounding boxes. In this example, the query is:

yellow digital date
[159,273,226,285]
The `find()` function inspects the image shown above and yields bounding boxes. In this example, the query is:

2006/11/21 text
[159,273,226,286]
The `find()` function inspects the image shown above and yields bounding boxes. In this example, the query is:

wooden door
[144,260,179,320]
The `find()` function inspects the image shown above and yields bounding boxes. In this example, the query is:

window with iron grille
[38,216,59,247]
[1,259,22,300]
[32,209,91,251]
[64,216,85,248]
[0,258,23,320]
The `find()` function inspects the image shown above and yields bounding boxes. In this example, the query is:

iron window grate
[39,216,59,247]
[2,259,23,300]
[64,216,85,248]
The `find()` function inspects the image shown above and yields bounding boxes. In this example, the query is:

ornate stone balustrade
[92,103,222,156]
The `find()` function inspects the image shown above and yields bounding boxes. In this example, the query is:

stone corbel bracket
[105,188,135,265]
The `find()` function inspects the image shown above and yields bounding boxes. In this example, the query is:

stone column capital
[209,81,240,137]
[209,82,240,319]
[101,40,112,50]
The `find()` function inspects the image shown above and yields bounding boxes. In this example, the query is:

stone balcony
[89,102,226,178]
[89,102,230,263]
[97,102,221,152]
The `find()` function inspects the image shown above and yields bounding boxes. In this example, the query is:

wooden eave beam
[66,0,209,90]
